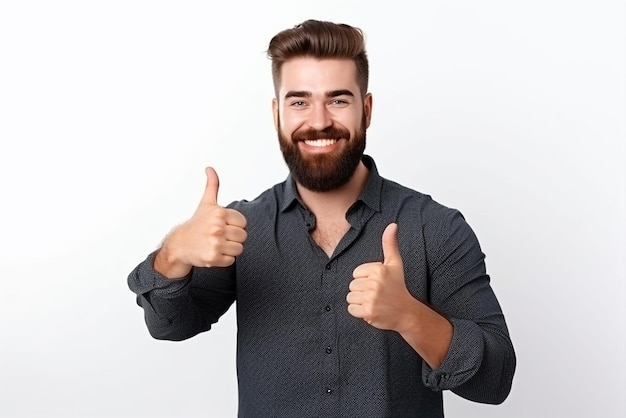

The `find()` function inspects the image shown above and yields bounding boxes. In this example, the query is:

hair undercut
[267,19,369,98]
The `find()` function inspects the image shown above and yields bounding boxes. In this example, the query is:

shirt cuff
[422,318,484,391]
[128,251,191,296]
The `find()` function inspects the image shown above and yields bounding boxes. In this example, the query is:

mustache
[292,127,350,142]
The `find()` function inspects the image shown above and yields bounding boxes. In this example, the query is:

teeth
[304,139,337,147]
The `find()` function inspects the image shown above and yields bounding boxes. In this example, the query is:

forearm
[396,298,453,369]
[391,294,515,404]
[422,317,516,404]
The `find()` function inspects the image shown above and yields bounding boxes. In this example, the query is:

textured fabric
[128,155,516,417]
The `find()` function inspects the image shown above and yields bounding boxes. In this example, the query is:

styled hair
[267,19,369,97]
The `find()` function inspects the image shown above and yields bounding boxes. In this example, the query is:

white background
[1,1,624,417]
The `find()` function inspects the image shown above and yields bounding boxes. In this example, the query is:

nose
[307,104,332,131]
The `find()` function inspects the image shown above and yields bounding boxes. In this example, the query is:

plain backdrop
[1,1,624,417]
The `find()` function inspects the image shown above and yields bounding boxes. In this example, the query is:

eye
[330,99,349,106]
[290,100,307,108]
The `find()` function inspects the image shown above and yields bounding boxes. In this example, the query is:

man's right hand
[154,167,248,279]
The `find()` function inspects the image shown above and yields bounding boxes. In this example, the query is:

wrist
[154,241,192,279]
[395,297,422,334]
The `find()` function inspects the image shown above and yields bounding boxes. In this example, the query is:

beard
[277,116,367,192]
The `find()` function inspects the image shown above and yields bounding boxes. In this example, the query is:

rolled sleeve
[422,318,484,390]
[128,251,191,298]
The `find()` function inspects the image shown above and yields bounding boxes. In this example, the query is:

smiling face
[273,57,372,192]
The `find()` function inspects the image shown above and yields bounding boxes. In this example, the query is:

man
[128,19,516,417]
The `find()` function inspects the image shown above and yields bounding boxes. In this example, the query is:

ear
[363,93,373,129]
[272,98,279,131]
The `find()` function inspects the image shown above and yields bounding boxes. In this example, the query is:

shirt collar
[279,155,383,213]
[357,155,382,212]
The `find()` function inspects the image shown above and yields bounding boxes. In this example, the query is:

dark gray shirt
[128,156,515,417]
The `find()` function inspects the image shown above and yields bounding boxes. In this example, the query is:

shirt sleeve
[420,208,516,404]
[127,251,237,341]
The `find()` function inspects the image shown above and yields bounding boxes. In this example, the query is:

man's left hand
[347,222,416,332]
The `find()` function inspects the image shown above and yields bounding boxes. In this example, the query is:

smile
[303,139,337,147]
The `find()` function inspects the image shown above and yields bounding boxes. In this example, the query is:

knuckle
[210,206,227,220]
[208,224,226,237]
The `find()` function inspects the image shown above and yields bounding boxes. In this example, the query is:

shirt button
[325,264,331,270]
[325,346,332,354]
[325,305,331,312]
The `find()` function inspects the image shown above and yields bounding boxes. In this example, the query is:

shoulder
[380,176,460,223]
[380,176,477,251]
[226,180,287,220]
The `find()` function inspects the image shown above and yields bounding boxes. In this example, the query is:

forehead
[278,57,360,97]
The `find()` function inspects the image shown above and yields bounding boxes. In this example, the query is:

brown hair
[267,19,369,98]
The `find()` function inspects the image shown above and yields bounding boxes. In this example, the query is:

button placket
[320,258,338,408]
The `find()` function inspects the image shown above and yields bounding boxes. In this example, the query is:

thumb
[200,166,220,205]
[382,222,402,266]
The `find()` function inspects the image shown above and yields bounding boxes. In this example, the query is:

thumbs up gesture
[154,167,248,279]
[347,223,414,331]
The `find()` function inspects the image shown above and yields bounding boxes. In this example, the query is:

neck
[296,161,370,217]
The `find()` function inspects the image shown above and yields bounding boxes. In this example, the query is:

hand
[347,223,415,331]
[155,167,248,278]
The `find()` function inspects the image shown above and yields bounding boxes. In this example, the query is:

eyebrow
[284,89,355,99]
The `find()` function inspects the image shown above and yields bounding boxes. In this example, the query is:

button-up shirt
[128,156,516,417]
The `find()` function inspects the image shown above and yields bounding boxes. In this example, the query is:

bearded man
[128,19,516,417]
